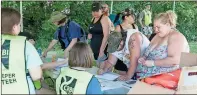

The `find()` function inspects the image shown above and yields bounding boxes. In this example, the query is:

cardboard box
[128,52,197,94]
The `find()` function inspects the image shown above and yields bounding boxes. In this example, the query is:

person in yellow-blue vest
[138,2,153,38]
[56,42,102,94]
[1,7,43,94]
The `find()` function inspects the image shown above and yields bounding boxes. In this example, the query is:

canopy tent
[20,0,23,32]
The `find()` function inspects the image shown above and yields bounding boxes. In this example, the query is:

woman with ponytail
[137,10,190,78]
[98,8,150,81]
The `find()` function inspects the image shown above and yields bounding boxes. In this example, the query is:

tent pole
[110,0,113,14]
[20,0,23,32]
[173,0,176,12]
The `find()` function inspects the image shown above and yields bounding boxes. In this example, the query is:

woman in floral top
[136,10,190,79]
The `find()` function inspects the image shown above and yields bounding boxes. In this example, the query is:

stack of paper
[98,78,123,91]
[95,73,120,81]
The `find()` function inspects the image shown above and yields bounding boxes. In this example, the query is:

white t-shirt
[112,28,150,68]
[25,41,43,94]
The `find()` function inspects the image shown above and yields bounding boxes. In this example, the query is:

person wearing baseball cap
[98,7,150,81]
[43,10,82,59]
[88,2,111,63]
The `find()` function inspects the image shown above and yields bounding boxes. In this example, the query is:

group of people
[1,1,190,94]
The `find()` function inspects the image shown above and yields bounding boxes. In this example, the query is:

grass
[189,42,197,53]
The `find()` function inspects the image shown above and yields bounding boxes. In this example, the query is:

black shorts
[114,59,137,80]
[114,59,128,72]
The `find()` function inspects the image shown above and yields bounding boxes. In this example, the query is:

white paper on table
[57,58,66,62]
[98,78,123,91]
[95,73,120,81]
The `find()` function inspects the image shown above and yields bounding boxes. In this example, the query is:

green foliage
[1,1,197,51]
[189,42,197,53]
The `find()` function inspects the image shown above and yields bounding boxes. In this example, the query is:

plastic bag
[142,69,181,90]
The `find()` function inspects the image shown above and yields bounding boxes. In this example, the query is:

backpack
[66,20,87,43]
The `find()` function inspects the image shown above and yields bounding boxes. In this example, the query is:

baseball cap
[92,2,102,12]
[122,8,135,16]
[49,11,66,22]
[145,2,151,6]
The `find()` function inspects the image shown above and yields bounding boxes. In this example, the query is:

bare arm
[64,38,78,58]
[45,39,58,52]
[43,39,58,57]
[42,58,68,70]
[127,33,142,78]
[99,16,110,56]
[109,18,115,31]
[154,32,185,67]
[29,66,42,81]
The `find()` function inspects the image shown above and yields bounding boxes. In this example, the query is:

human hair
[101,3,109,16]
[92,2,102,12]
[154,10,177,28]
[18,32,34,40]
[114,8,135,22]
[1,7,21,34]
[57,17,67,25]
[69,42,94,68]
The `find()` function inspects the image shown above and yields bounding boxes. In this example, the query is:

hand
[143,60,155,67]
[88,34,92,39]
[138,57,146,64]
[97,68,106,75]
[42,51,48,58]
[97,60,113,75]
[98,51,105,59]
[117,74,131,81]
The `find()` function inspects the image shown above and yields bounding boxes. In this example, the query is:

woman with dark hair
[88,2,111,62]
[98,8,150,81]
[113,8,139,75]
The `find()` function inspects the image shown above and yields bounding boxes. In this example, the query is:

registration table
[42,57,135,94]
